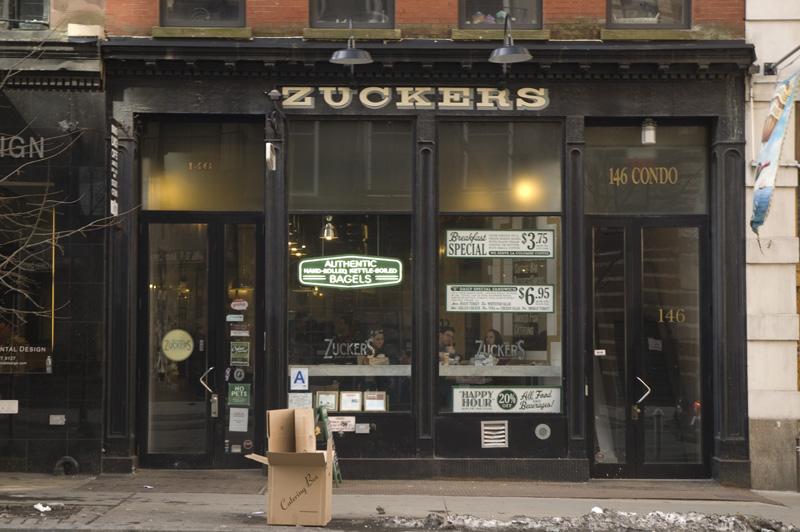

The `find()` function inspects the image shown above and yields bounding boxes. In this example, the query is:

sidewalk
[0,470,798,531]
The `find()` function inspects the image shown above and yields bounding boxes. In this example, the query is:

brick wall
[104,0,745,38]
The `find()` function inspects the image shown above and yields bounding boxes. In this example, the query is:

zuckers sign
[281,86,549,111]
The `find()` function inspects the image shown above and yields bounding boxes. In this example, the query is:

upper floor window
[608,0,689,29]
[161,0,245,28]
[310,0,394,28]
[460,0,541,30]
[1,0,49,29]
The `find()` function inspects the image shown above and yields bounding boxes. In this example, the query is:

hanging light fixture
[489,17,532,70]
[641,119,657,145]
[330,19,373,66]
[320,215,338,240]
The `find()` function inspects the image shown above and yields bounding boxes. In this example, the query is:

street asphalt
[0,470,798,531]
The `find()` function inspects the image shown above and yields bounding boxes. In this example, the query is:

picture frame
[338,391,363,412]
[315,391,338,412]
[363,391,387,412]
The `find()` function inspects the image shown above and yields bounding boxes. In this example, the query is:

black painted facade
[0,36,755,484]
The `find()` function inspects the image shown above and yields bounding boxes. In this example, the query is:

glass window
[584,125,708,215]
[287,214,412,412]
[438,121,562,213]
[460,0,541,29]
[608,0,689,29]
[437,216,562,413]
[310,0,394,28]
[0,189,53,374]
[140,119,264,211]
[288,120,412,211]
[2,0,49,29]
[161,0,245,27]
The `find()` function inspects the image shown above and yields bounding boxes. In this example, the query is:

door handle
[636,376,651,404]
[199,366,215,393]
[200,367,219,418]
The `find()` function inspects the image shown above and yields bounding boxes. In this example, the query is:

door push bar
[199,367,219,418]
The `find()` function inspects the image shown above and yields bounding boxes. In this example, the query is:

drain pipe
[53,456,79,475]
[796,434,800,493]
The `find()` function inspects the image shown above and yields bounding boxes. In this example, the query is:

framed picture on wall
[363,391,387,412]
[316,391,338,412]
[339,391,362,412]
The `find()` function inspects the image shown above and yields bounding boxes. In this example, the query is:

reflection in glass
[287,215,412,412]
[437,216,562,413]
[147,224,208,454]
[641,227,701,463]
[161,0,245,27]
[592,227,626,464]
[141,120,264,211]
[460,0,541,29]
[438,122,562,212]
[310,0,394,27]
[584,125,708,215]
[288,121,412,211]
[608,0,687,28]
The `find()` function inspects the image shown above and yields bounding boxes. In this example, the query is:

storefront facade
[98,38,754,483]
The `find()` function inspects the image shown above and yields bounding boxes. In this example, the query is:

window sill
[152,27,253,39]
[303,28,401,40]
[601,29,701,40]
[451,29,550,41]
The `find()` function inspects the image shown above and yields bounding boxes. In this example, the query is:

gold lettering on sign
[658,308,686,323]
[608,167,678,186]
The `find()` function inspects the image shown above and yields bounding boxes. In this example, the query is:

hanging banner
[750,72,799,234]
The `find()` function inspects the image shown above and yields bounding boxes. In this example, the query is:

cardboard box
[266,408,317,453]
[246,438,333,526]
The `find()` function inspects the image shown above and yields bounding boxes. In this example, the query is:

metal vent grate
[481,420,508,448]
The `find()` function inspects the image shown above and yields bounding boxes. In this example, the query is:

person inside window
[438,325,459,365]
[474,328,503,366]
[366,329,390,364]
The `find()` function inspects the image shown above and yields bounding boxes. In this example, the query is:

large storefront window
[438,121,563,414]
[288,120,413,414]
[309,0,394,28]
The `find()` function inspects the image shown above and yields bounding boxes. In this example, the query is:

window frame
[309,0,394,29]
[606,0,691,30]
[159,0,246,28]
[458,0,542,30]
[1,0,50,29]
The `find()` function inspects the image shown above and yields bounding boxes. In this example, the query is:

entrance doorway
[588,218,709,478]
[137,216,263,468]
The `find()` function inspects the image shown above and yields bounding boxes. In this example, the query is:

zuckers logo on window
[299,255,402,289]
[281,86,549,111]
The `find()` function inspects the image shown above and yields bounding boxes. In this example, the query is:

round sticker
[161,329,194,362]
[243,439,253,450]
[231,299,248,311]
[233,367,246,382]
[496,389,518,410]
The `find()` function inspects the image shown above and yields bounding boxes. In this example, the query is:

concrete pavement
[0,471,798,530]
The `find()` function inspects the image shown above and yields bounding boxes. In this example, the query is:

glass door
[588,218,709,478]
[139,218,262,468]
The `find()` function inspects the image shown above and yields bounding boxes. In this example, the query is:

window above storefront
[460,0,541,30]
[607,0,690,29]
[309,0,394,28]
[438,121,562,213]
[160,0,245,27]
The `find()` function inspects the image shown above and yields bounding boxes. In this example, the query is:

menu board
[446,284,554,313]
[445,230,554,259]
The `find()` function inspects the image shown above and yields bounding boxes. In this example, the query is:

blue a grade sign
[299,255,403,289]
